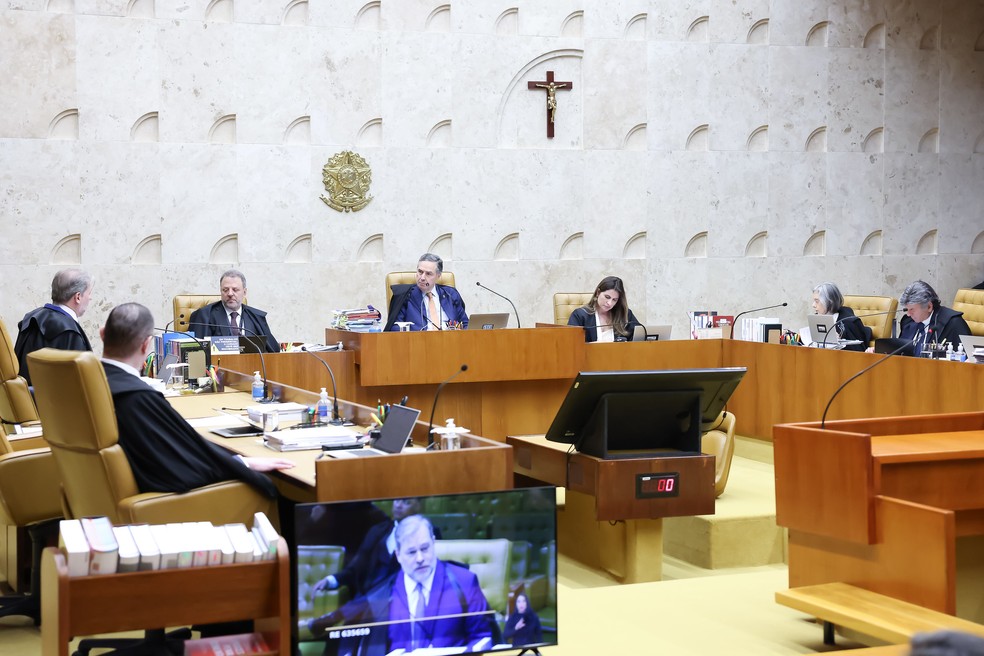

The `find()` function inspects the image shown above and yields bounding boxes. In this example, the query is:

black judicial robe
[188,302,280,353]
[15,304,92,385]
[103,362,277,498]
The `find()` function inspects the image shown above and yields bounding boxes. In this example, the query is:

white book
[183,522,209,568]
[212,524,236,564]
[168,523,194,568]
[150,524,180,570]
[59,519,91,577]
[223,524,255,563]
[196,522,223,567]
[250,527,268,561]
[128,524,161,571]
[112,526,140,574]
[252,511,280,559]
[81,517,119,575]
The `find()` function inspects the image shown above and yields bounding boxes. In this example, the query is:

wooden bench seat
[776,582,984,646]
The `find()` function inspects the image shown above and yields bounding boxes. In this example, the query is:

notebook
[467,313,510,330]
[632,325,673,342]
[325,404,421,458]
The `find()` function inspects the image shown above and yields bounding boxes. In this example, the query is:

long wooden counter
[221,335,984,442]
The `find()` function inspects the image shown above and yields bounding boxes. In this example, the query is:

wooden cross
[527,70,572,138]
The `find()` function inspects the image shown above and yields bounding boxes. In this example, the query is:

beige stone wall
[1,0,982,346]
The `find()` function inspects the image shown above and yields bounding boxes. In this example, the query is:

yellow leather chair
[296,545,349,642]
[553,293,592,325]
[953,288,984,337]
[842,295,898,342]
[702,411,737,498]
[0,317,42,436]
[384,271,456,309]
[434,538,513,617]
[27,348,276,527]
[172,294,222,333]
[0,431,61,623]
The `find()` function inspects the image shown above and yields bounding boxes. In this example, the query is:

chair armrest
[0,447,63,525]
[118,480,278,527]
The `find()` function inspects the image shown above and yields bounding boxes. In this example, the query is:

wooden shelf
[40,539,290,656]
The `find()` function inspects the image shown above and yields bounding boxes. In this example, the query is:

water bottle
[318,388,330,423]
[251,371,264,402]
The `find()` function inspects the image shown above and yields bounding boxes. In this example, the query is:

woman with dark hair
[567,276,640,343]
[811,282,870,351]
[503,593,542,646]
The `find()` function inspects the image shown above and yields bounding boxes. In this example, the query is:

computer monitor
[545,368,747,459]
[294,488,558,656]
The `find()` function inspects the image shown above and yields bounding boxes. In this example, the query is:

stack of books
[184,632,275,655]
[330,306,382,332]
[58,512,280,576]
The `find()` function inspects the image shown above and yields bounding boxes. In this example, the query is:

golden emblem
[321,151,373,212]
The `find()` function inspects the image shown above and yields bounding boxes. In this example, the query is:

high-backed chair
[953,288,984,337]
[172,294,222,334]
[296,545,348,642]
[842,295,898,342]
[434,538,512,617]
[553,293,592,325]
[383,271,456,309]
[27,348,277,526]
[0,317,41,434]
[0,431,61,623]
[701,411,737,498]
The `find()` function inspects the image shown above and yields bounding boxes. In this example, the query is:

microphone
[300,347,344,425]
[476,282,521,328]
[420,296,443,331]
[820,340,915,428]
[731,303,788,340]
[188,321,274,402]
[427,364,468,448]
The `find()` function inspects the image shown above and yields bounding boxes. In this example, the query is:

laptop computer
[467,313,510,330]
[632,325,673,342]
[326,404,421,458]
[874,337,916,357]
[959,334,984,356]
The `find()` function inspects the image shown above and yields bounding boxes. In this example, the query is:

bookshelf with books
[39,538,290,656]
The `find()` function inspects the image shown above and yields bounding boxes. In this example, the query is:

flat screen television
[294,487,558,656]
[545,368,747,459]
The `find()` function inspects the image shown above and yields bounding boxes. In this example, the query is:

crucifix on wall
[527,70,572,138]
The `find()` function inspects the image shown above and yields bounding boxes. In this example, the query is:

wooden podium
[508,435,715,583]
[774,411,984,620]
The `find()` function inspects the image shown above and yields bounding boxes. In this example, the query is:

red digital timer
[636,472,680,498]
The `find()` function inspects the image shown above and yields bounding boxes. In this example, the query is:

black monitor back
[578,390,702,459]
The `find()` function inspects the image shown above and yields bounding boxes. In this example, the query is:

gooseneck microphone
[730,302,788,339]
[820,339,915,428]
[476,282,521,329]
[427,364,468,448]
[300,346,344,425]
[187,321,274,402]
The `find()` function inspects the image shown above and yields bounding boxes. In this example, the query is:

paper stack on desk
[263,425,360,451]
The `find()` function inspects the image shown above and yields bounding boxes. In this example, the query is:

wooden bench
[776,582,984,646]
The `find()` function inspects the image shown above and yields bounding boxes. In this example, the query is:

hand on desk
[244,457,296,472]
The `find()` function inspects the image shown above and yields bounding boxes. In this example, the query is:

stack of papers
[246,402,308,423]
[331,306,382,332]
[264,425,361,451]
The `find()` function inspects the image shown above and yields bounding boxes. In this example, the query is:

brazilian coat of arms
[321,151,373,212]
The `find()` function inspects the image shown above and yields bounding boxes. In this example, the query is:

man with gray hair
[385,253,469,331]
[14,268,94,385]
[188,269,280,352]
[898,280,971,354]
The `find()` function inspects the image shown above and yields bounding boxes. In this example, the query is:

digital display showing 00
[636,472,680,498]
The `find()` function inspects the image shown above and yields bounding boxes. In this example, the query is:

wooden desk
[221,338,984,443]
[508,435,714,583]
[774,411,984,620]
[175,372,514,504]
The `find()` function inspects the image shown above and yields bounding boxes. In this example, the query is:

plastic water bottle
[318,388,330,423]
[251,371,264,402]
[957,344,967,362]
